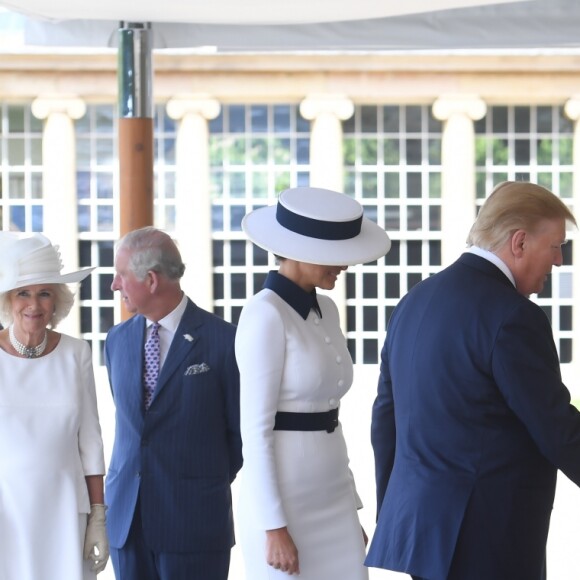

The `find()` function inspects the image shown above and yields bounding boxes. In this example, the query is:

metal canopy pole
[118,22,154,236]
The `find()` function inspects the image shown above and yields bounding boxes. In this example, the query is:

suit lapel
[152,300,203,403]
[124,315,147,420]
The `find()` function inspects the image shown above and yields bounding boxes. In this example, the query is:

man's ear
[511,229,526,258]
[146,270,160,293]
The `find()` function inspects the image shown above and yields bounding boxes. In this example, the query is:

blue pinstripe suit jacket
[104,298,242,552]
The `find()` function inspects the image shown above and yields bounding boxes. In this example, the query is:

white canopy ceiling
[0,0,578,52]
[0,0,526,25]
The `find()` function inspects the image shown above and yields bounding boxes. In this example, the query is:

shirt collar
[467,246,516,287]
[263,271,322,320]
[146,292,188,333]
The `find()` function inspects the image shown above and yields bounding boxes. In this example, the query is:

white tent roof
[0,0,526,25]
[3,0,577,53]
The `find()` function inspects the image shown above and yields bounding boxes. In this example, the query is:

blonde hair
[0,283,75,329]
[467,181,577,252]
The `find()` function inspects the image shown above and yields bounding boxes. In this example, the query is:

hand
[266,527,300,575]
[83,504,110,574]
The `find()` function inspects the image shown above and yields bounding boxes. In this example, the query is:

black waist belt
[273,408,339,433]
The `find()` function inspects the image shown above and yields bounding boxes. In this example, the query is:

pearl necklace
[9,325,48,358]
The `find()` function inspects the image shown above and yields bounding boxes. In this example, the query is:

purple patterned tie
[144,322,161,410]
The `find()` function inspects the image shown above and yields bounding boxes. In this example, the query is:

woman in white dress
[0,232,109,580]
[235,186,391,579]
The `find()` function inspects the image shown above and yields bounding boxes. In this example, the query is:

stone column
[166,94,220,312]
[432,94,487,266]
[564,96,580,380]
[300,94,354,190]
[32,95,86,337]
[300,95,355,331]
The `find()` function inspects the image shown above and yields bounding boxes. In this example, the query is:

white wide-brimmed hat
[242,186,391,266]
[0,232,95,293]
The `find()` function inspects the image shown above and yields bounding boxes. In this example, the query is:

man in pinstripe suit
[104,227,242,580]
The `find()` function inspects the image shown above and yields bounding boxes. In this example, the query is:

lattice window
[0,103,43,232]
[209,104,311,324]
[343,104,443,363]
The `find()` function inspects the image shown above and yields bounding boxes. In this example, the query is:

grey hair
[0,283,75,329]
[116,226,185,281]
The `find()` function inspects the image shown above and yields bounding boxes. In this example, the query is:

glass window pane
[537,106,552,132]
[230,172,246,198]
[384,205,400,230]
[361,173,377,199]
[230,240,246,266]
[230,205,245,231]
[96,138,114,165]
[384,173,400,198]
[383,138,400,165]
[7,138,25,165]
[229,105,246,133]
[30,137,42,165]
[407,241,422,265]
[363,306,378,331]
[10,205,25,230]
[231,273,246,299]
[405,139,422,165]
[97,205,114,232]
[405,106,422,132]
[8,106,25,133]
[385,273,400,298]
[360,138,377,164]
[251,105,268,132]
[78,205,90,233]
[274,138,291,164]
[407,206,422,230]
[9,173,25,198]
[559,137,573,165]
[361,106,378,133]
[31,205,43,231]
[515,140,530,165]
[514,106,530,133]
[386,240,400,265]
[383,106,400,133]
[31,173,42,199]
[407,173,422,199]
[362,273,378,298]
[492,106,508,132]
[273,105,290,132]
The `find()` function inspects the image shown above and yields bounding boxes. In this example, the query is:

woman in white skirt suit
[0,232,108,580]
[235,187,391,579]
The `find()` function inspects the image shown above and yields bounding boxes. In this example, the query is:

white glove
[83,504,110,574]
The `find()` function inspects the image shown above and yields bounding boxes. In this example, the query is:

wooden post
[118,22,154,319]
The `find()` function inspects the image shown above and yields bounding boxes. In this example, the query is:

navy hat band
[276,202,362,241]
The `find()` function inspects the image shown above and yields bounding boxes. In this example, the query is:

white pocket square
[184,363,210,375]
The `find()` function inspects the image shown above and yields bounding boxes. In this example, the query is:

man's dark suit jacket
[366,252,580,580]
[104,298,242,553]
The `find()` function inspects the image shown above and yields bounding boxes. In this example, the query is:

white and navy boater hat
[242,186,391,266]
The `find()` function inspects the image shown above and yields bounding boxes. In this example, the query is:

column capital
[31,95,86,120]
[300,94,354,121]
[565,96,580,121]
[166,94,221,121]
[432,94,486,122]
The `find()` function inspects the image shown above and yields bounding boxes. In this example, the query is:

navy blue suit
[104,298,242,578]
[366,252,580,580]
